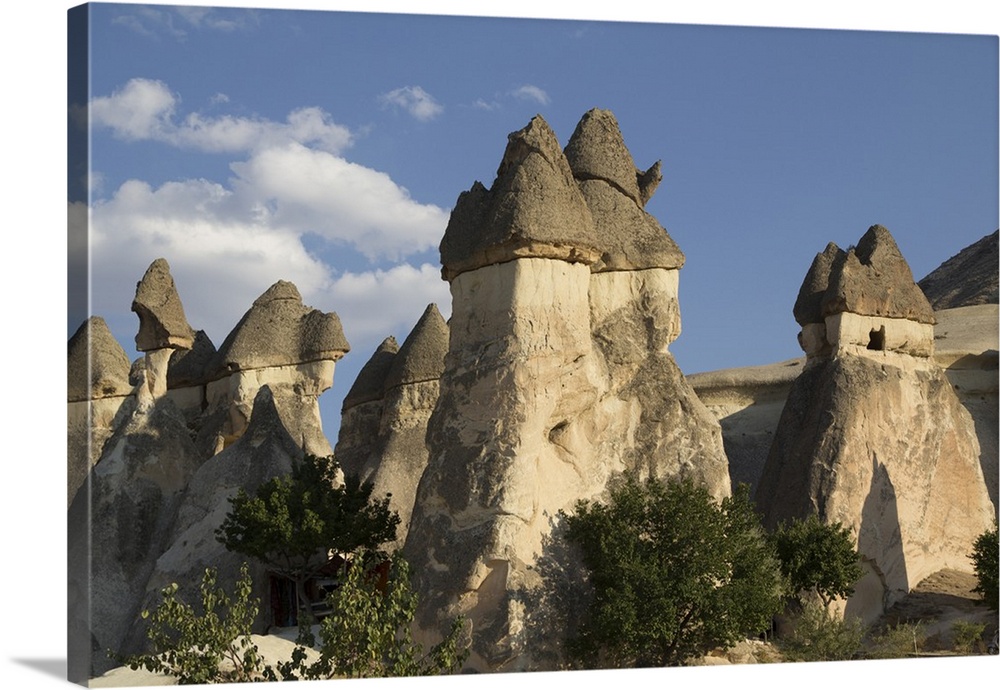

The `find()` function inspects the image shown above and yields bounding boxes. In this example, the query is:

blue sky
[0,3,991,689]
[71,1,998,438]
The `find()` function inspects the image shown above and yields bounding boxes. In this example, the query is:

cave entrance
[867,326,886,351]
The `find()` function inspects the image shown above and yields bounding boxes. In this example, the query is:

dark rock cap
[793,242,846,326]
[68,316,133,402]
[795,226,935,325]
[439,115,599,281]
[918,229,999,310]
[342,336,399,410]
[821,225,935,324]
[131,258,197,351]
[564,109,684,273]
[213,280,350,372]
[167,330,218,389]
[385,304,449,390]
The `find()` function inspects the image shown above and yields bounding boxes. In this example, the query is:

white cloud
[378,86,444,122]
[511,84,551,105]
[328,263,451,347]
[111,6,258,40]
[230,143,448,260]
[472,98,500,111]
[90,79,353,154]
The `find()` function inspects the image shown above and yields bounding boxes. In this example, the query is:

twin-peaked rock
[335,305,450,548]
[395,109,729,671]
[756,225,994,625]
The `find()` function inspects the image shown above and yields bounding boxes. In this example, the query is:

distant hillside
[918,230,998,309]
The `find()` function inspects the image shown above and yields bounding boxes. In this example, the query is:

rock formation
[334,305,450,548]
[67,316,135,506]
[68,259,350,676]
[918,229,999,309]
[400,109,729,671]
[755,225,994,625]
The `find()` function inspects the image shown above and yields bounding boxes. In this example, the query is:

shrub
[778,602,864,662]
[866,621,926,659]
[562,477,785,668]
[124,563,276,684]
[951,620,987,655]
[971,524,998,612]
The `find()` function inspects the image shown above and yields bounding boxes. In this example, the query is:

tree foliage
[771,514,864,608]
[293,551,468,679]
[215,453,399,625]
[971,524,998,612]
[562,476,785,667]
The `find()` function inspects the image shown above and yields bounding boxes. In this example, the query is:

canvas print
[67,2,999,686]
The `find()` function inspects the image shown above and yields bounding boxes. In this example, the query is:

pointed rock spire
[439,114,599,281]
[131,258,196,351]
[385,304,449,390]
[68,316,132,401]
[793,242,846,326]
[564,108,684,273]
[342,336,399,410]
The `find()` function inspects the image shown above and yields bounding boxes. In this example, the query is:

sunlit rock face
[400,110,730,671]
[756,225,994,625]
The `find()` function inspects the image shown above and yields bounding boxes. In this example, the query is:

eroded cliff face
[756,226,994,625]
[399,109,730,671]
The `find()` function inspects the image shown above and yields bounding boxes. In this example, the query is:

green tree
[295,551,468,679]
[971,524,998,612]
[771,514,864,608]
[562,476,785,668]
[215,453,399,628]
[124,563,278,684]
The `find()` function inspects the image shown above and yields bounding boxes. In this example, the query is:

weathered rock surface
[756,225,993,626]
[67,317,135,506]
[565,109,684,273]
[68,390,204,675]
[130,386,304,656]
[131,258,196,351]
[821,225,936,324]
[402,111,729,672]
[756,354,994,623]
[932,304,999,512]
[212,280,350,373]
[918,229,999,309]
[70,263,350,677]
[688,358,805,495]
[439,115,599,281]
[334,337,398,479]
[200,281,350,455]
[368,305,449,547]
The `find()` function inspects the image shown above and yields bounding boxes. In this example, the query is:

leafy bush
[771,514,864,608]
[951,620,987,655]
[296,551,468,679]
[124,563,276,684]
[866,621,926,659]
[128,555,467,683]
[971,524,998,612]
[562,477,785,668]
[778,602,864,662]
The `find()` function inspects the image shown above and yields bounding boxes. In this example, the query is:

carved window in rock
[867,326,886,351]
